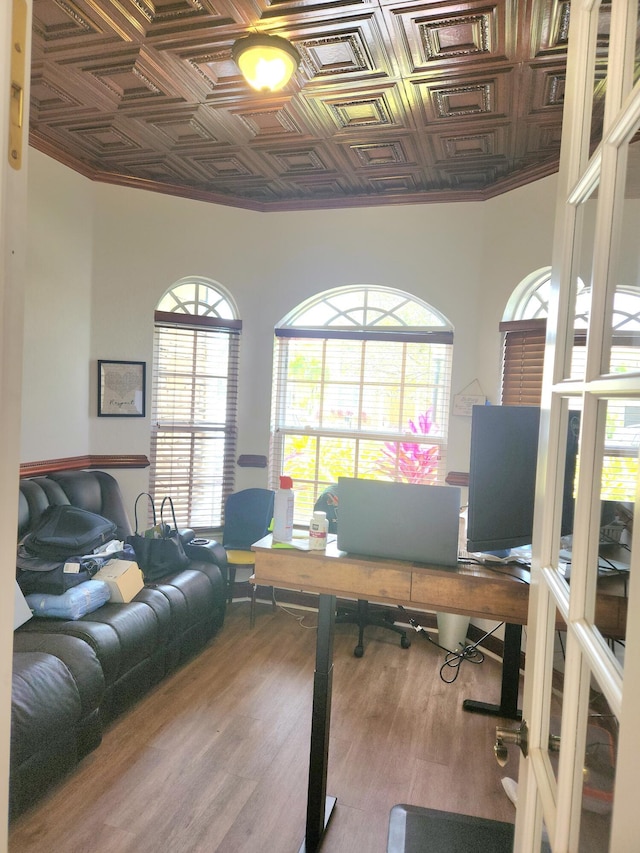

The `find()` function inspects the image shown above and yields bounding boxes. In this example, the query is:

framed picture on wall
[98,360,146,417]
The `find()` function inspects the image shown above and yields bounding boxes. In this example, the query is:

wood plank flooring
[9,602,520,853]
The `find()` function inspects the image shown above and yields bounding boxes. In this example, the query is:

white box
[93,559,144,603]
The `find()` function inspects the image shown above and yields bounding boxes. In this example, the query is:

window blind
[500,319,547,406]
[150,317,239,529]
[501,318,639,504]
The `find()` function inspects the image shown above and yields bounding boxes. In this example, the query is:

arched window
[270,285,454,522]
[501,271,640,503]
[503,266,552,322]
[150,277,241,528]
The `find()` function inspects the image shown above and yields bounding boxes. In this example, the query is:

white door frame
[0,0,30,844]
[515,0,640,850]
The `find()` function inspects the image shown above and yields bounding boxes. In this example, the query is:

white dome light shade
[232,34,300,92]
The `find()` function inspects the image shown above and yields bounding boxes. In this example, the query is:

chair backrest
[314,484,339,533]
[222,488,275,550]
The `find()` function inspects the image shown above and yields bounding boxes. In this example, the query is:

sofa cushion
[13,632,105,724]
[18,479,69,541]
[10,651,82,817]
[147,568,221,669]
[17,599,166,721]
[18,471,132,542]
[11,652,81,761]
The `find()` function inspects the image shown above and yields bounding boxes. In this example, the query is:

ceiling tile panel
[386,0,509,76]
[266,146,331,173]
[125,0,245,39]
[62,120,144,156]
[261,0,371,21]
[362,172,425,194]
[229,103,306,138]
[30,70,84,116]
[33,0,105,44]
[435,123,509,160]
[302,81,411,138]
[528,0,571,59]
[140,106,222,147]
[289,12,398,83]
[345,136,416,167]
[408,66,513,127]
[435,159,509,189]
[191,150,259,178]
[183,46,245,93]
[525,62,567,113]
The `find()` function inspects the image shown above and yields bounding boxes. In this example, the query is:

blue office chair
[314,484,411,657]
[222,489,275,622]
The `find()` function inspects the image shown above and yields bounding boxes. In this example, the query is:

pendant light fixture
[232,33,300,93]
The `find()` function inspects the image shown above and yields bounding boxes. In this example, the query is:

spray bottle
[272,476,294,543]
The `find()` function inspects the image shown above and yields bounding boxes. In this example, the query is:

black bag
[22,505,118,560]
[126,493,190,582]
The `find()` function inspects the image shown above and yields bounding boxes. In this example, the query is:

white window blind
[270,287,454,524]
[150,312,240,529]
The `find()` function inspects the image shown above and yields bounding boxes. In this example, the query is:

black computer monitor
[466,405,580,554]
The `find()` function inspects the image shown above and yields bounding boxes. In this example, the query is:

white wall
[22,151,95,461]
[24,148,558,514]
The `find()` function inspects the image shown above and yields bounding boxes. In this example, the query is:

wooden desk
[251,536,627,852]
[252,537,627,638]
[252,537,531,622]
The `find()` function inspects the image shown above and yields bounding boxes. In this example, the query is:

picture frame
[98,360,146,417]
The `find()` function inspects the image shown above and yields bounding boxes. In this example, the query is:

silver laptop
[336,477,461,567]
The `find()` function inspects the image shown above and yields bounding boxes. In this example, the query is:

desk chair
[314,484,410,658]
[222,489,275,623]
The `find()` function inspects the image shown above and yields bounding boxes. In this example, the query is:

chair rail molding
[20,455,150,478]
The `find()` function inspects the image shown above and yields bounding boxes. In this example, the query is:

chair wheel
[354,644,364,658]
[401,636,411,649]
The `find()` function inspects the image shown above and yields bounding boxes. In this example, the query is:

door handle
[495,720,528,766]
[494,720,561,766]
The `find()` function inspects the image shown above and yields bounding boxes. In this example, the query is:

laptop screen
[336,478,461,567]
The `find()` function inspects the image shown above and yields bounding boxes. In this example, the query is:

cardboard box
[93,559,144,603]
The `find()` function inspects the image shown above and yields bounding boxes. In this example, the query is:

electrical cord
[479,564,531,583]
[273,595,319,629]
[404,610,505,684]
[458,556,531,583]
[562,548,631,595]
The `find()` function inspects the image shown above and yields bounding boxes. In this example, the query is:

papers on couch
[14,581,33,629]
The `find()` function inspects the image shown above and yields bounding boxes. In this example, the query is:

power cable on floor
[401,607,505,684]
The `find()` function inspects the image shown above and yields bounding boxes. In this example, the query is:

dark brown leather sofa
[11,470,228,818]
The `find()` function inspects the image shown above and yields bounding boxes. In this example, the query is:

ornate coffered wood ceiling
[29,0,587,211]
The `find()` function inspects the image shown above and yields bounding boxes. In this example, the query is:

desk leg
[462,623,522,721]
[299,593,337,853]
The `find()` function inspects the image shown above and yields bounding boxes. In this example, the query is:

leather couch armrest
[178,528,195,545]
[184,539,228,571]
